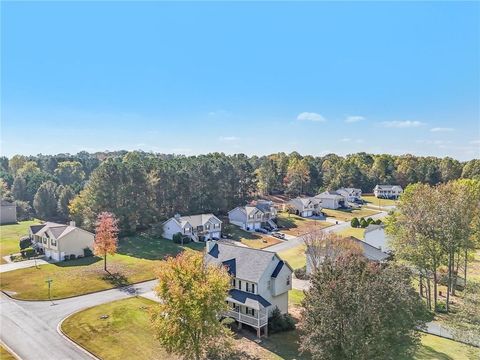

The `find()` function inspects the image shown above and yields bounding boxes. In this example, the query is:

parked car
[272,232,285,239]
[255,228,268,234]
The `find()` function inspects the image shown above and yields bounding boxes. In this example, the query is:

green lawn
[61,297,479,360]
[279,245,306,270]
[277,212,331,236]
[0,220,41,264]
[0,236,203,300]
[289,289,305,307]
[337,226,365,240]
[362,195,398,207]
[322,208,380,222]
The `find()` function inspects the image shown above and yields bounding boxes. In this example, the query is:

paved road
[0,280,157,360]
[268,211,388,253]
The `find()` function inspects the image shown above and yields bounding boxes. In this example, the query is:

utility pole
[46,278,54,304]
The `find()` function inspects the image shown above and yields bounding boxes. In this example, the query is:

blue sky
[2,1,479,160]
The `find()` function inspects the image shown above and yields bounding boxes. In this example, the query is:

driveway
[0,280,157,360]
[268,211,388,253]
[0,258,51,273]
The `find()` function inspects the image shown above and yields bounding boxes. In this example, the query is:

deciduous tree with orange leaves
[94,211,119,272]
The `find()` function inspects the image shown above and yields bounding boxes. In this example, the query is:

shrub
[294,266,309,280]
[83,247,93,257]
[19,236,32,250]
[268,307,296,334]
[70,254,76,260]
[435,301,447,313]
[375,219,382,225]
[172,232,183,244]
[359,218,368,228]
[182,236,191,244]
[20,247,36,258]
[15,200,34,221]
[350,217,360,228]
[367,217,375,225]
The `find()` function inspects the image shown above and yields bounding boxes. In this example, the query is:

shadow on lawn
[101,272,130,287]
[53,256,101,267]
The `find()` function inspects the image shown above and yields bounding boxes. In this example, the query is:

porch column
[237,322,242,330]
[256,327,261,338]
[264,324,268,338]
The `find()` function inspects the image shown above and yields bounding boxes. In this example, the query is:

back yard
[0,235,203,300]
[322,208,380,222]
[0,220,41,263]
[61,296,480,360]
[277,212,332,236]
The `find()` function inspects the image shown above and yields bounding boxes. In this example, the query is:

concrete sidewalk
[0,258,50,273]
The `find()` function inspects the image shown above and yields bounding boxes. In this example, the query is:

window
[205,225,210,230]
[256,214,262,219]
[43,238,47,244]
[286,277,290,286]
[246,283,249,292]
[251,284,255,293]
[238,280,242,290]
[249,215,254,219]
[231,278,236,287]
[51,240,57,246]
[184,227,190,232]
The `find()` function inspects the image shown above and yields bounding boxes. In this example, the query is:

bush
[367,217,375,225]
[294,266,309,280]
[435,301,447,313]
[15,200,33,221]
[350,217,360,228]
[375,219,382,225]
[70,254,76,260]
[359,218,368,228]
[268,307,296,334]
[172,232,183,244]
[83,247,93,257]
[19,236,32,250]
[20,247,36,258]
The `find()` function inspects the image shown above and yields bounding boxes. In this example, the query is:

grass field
[223,224,282,249]
[277,212,331,236]
[337,226,366,239]
[322,208,380,222]
[0,236,203,300]
[0,220,41,264]
[289,289,305,307]
[279,245,306,269]
[362,195,398,207]
[62,297,479,360]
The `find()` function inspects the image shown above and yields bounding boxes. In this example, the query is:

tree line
[1,151,479,232]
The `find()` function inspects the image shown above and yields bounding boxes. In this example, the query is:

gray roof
[316,191,344,200]
[374,185,402,190]
[364,224,384,234]
[175,213,221,228]
[1,200,15,207]
[30,222,86,240]
[205,242,278,283]
[348,236,389,262]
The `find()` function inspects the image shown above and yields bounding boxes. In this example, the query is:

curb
[0,278,156,302]
[57,310,101,360]
[0,339,22,360]
[418,329,480,349]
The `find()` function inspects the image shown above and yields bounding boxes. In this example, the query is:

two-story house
[336,188,362,202]
[228,200,277,231]
[287,197,321,217]
[205,240,293,337]
[373,185,403,199]
[162,213,222,242]
[364,224,392,253]
[29,221,94,261]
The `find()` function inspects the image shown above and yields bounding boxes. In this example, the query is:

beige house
[287,197,321,217]
[205,240,293,337]
[373,185,403,199]
[162,213,222,242]
[228,200,277,231]
[1,200,17,225]
[29,221,94,261]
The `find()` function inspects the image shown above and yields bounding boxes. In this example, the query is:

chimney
[205,239,217,253]
[69,221,76,227]
[174,213,181,220]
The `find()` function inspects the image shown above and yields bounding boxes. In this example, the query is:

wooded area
[1,151,479,233]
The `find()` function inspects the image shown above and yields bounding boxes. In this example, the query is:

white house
[287,197,321,217]
[1,200,17,225]
[336,188,362,202]
[29,221,94,262]
[306,236,389,275]
[314,191,346,209]
[373,185,403,199]
[162,213,222,242]
[364,224,392,253]
[228,200,277,231]
[205,240,293,337]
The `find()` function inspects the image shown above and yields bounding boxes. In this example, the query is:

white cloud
[381,120,425,128]
[430,127,455,132]
[297,112,326,122]
[219,136,239,142]
[345,115,365,123]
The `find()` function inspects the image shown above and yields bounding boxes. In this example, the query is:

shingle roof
[177,214,220,228]
[375,185,402,190]
[316,191,344,200]
[1,200,15,206]
[364,224,384,234]
[30,222,87,240]
[205,242,277,283]
[228,289,271,309]
[347,236,389,262]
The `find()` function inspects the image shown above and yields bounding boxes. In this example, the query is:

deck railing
[225,309,268,328]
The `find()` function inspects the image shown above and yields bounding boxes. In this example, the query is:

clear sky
[2,1,479,160]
